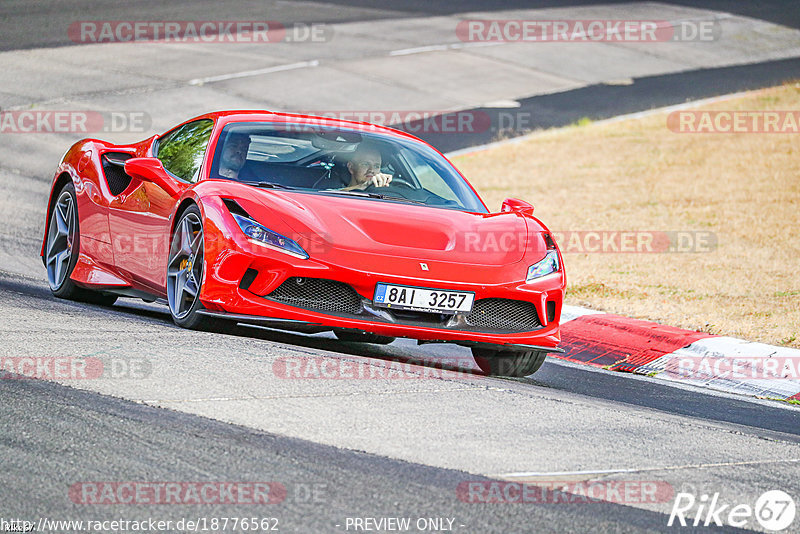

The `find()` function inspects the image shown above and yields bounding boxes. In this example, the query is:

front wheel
[471,348,547,377]
[167,206,217,330]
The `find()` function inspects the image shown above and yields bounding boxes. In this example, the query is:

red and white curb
[556,305,800,401]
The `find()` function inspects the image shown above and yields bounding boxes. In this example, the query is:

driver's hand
[358,173,392,189]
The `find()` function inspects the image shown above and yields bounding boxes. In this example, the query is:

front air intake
[465,298,541,332]
[266,277,363,315]
[239,268,258,291]
[101,152,133,196]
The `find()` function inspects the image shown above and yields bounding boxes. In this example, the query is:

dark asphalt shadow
[404,57,800,153]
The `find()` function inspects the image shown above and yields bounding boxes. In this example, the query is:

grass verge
[453,83,800,348]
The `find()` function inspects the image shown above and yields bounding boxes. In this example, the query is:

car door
[108,119,214,292]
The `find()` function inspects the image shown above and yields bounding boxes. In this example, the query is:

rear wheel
[167,206,218,330]
[471,347,547,377]
[45,182,117,306]
[334,329,396,345]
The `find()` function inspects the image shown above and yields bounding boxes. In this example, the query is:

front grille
[266,279,541,333]
[465,298,541,332]
[267,277,362,314]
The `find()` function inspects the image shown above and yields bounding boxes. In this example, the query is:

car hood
[248,190,529,266]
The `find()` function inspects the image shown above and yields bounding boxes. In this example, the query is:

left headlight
[526,249,560,281]
[231,213,309,259]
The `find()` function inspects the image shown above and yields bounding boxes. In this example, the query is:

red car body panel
[42,111,566,351]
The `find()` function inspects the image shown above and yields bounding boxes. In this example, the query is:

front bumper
[199,201,565,350]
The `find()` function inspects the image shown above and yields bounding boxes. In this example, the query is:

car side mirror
[124,157,183,198]
[501,198,534,215]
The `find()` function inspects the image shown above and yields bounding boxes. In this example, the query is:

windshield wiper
[374,194,427,205]
[324,189,374,197]
[250,181,294,190]
[324,189,428,205]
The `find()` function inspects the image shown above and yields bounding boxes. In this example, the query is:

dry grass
[453,83,800,348]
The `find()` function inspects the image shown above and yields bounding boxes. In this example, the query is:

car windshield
[208,122,487,213]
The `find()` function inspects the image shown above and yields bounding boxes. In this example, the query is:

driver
[218,133,251,180]
[338,144,393,191]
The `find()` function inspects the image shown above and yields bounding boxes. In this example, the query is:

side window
[156,119,214,182]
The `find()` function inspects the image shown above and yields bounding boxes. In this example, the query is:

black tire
[471,348,547,377]
[44,182,117,306]
[334,329,396,345]
[166,205,220,331]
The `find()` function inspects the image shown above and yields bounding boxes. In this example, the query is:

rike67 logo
[669,490,796,531]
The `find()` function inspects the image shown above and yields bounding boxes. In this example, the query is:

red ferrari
[41,111,565,376]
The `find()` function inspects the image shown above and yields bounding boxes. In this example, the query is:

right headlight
[526,249,560,282]
[231,213,309,259]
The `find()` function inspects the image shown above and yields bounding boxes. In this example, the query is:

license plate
[373,283,474,314]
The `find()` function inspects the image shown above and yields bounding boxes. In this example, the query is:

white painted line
[450,41,505,50]
[482,99,521,108]
[498,468,647,478]
[390,44,450,56]
[140,386,476,404]
[602,78,634,86]
[389,41,502,56]
[491,458,800,480]
[188,60,320,86]
[560,304,605,323]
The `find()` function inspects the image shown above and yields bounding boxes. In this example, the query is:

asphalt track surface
[2,367,738,534]
[2,0,800,52]
[2,1,800,533]
[419,56,800,153]
[1,275,788,534]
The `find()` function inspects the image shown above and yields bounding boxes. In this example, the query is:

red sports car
[41,111,565,376]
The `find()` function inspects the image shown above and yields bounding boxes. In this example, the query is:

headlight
[231,213,309,259]
[526,249,559,281]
